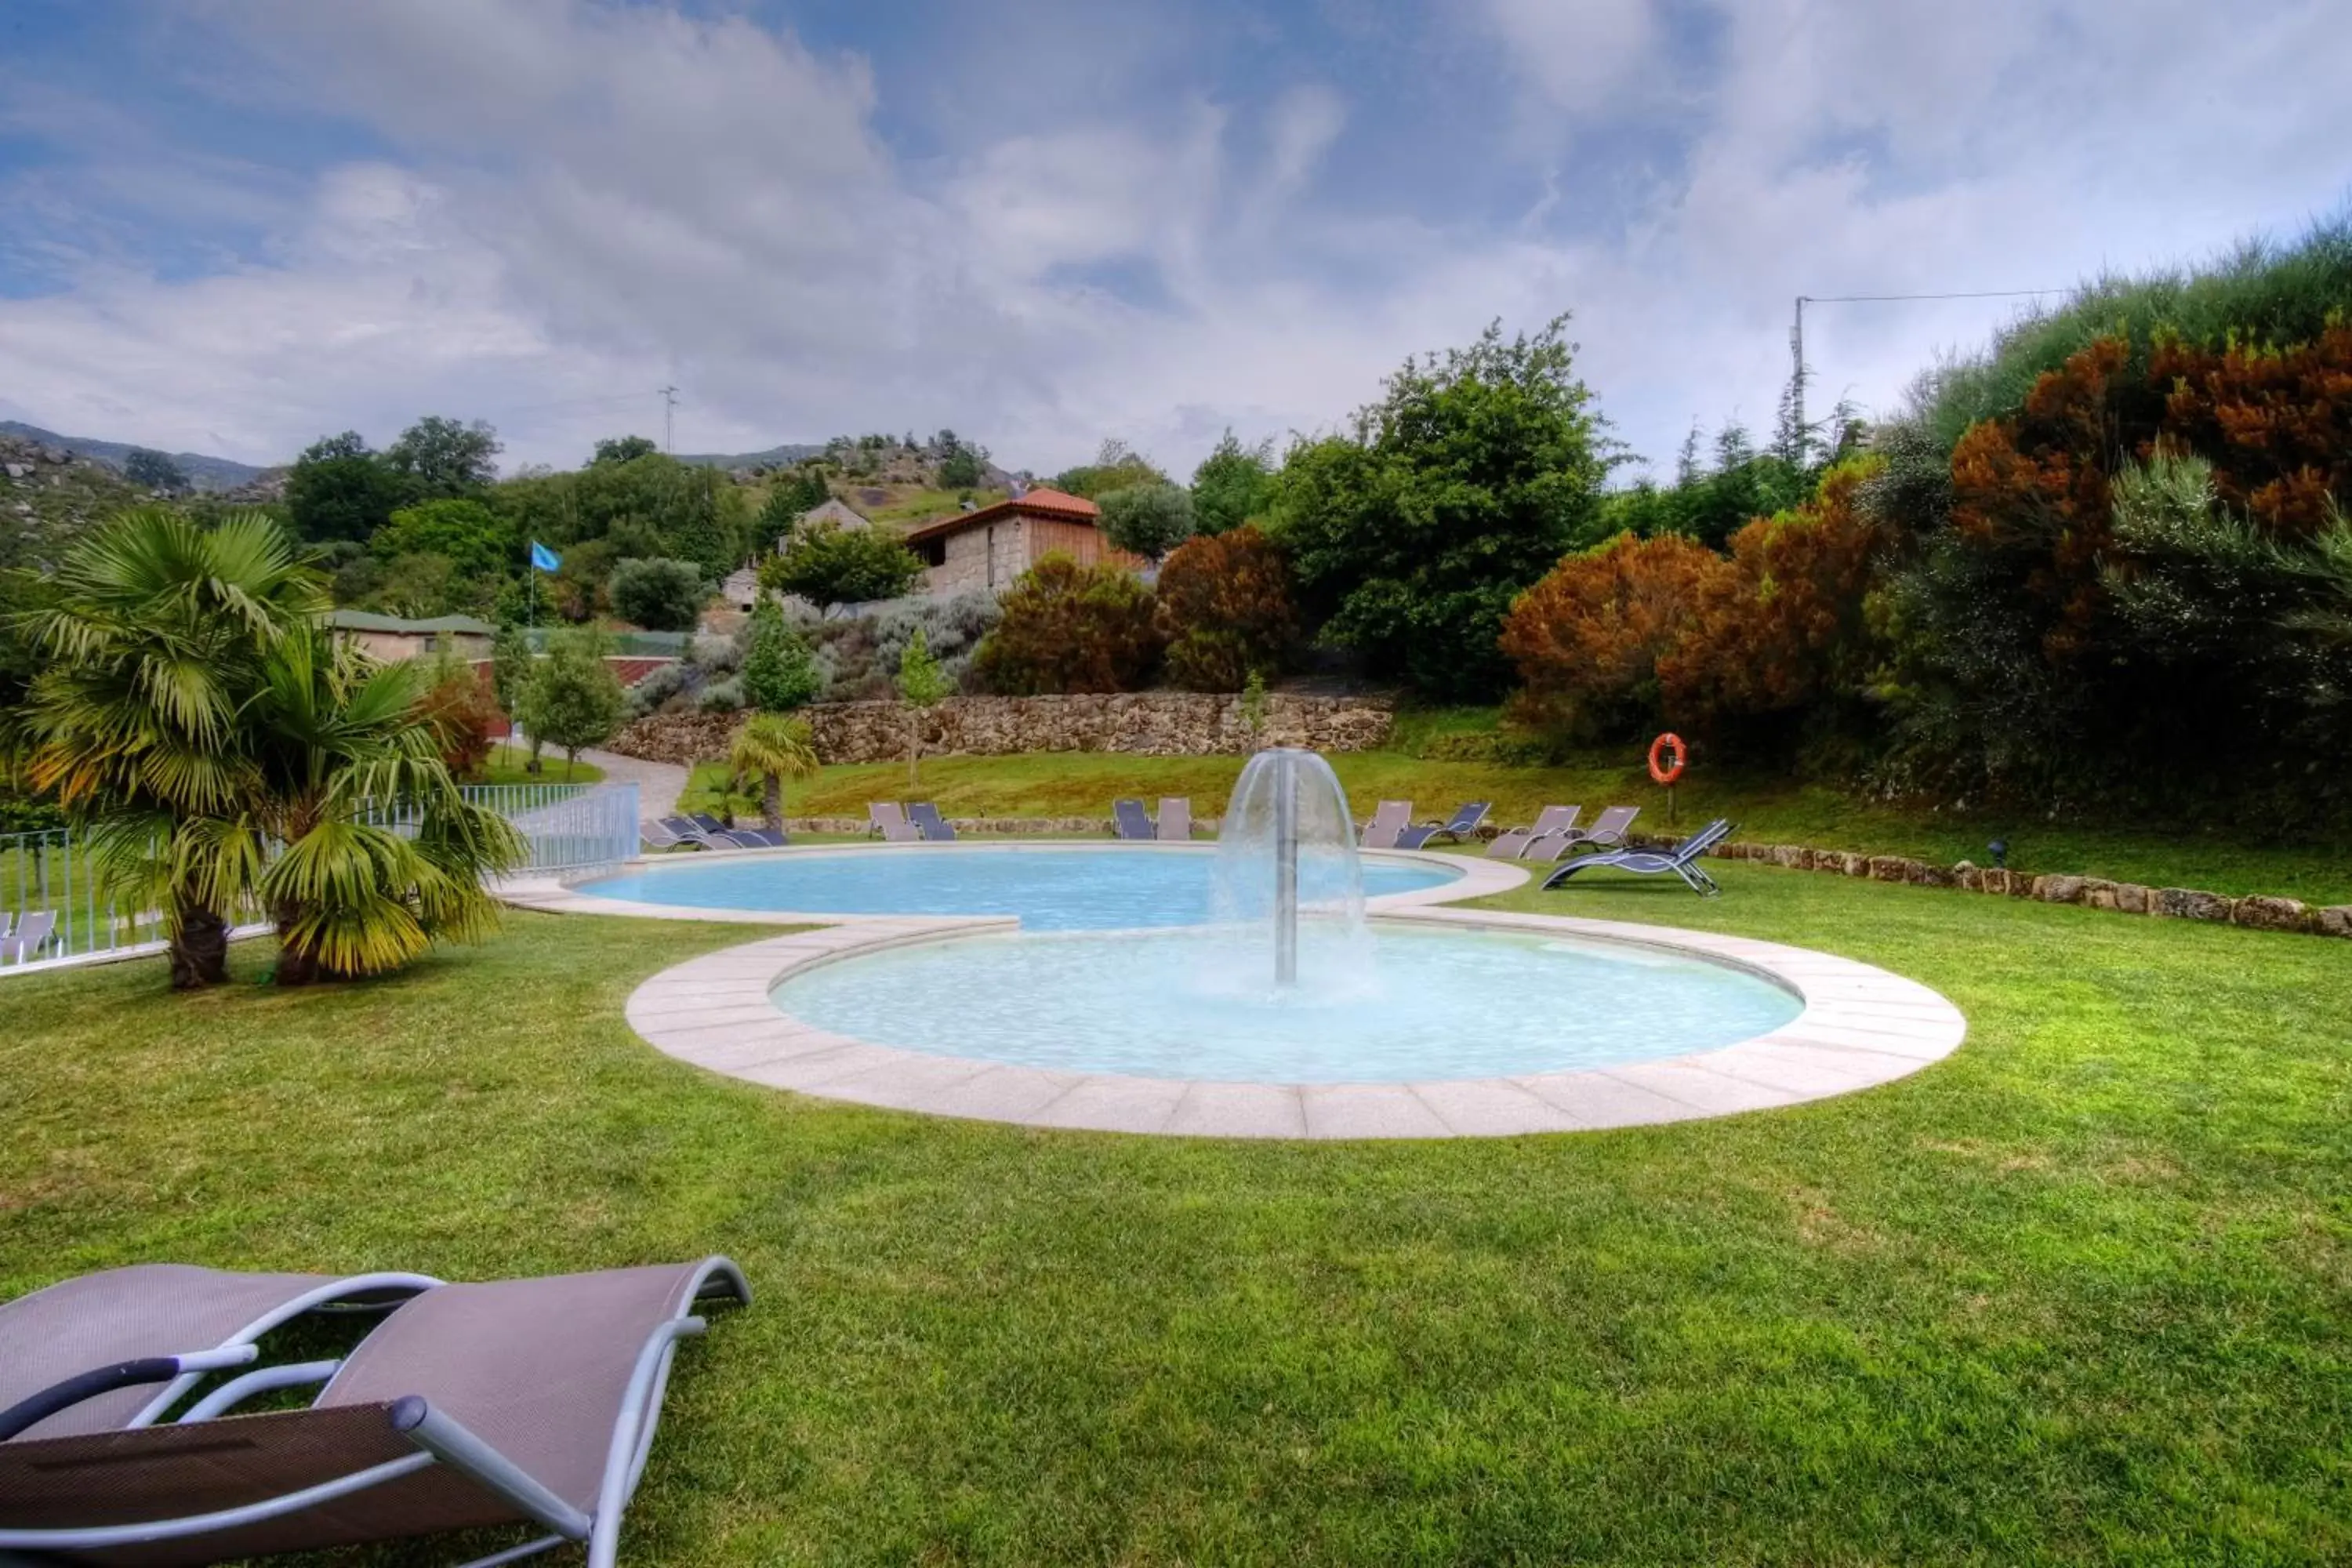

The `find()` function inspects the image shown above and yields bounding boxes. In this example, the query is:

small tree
[728,713,820,830]
[517,630,625,780]
[1098,481,1195,559]
[938,442,985,489]
[608,556,708,630]
[1156,524,1294,691]
[490,622,534,717]
[760,522,923,608]
[1239,667,1270,751]
[971,554,1162,695]
[739,596,822,711]
[124,447,190,493]
[895,626,953,787]
[414,637,503,781]
[1189,429,1275,535]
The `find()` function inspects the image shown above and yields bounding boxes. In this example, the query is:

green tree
[285,432,413,544]
[387,416,501,496]
[490,622,535,717]
[728,712,819,830]
[1267,316,1615,699]
[739,596,821,711]
[1098,481,1195,560]
[608,557,707,630]
[1051,438,1167,499]
[517,630,625,780]
[938,441,985,489]
[124,448,189,493]
[371,497,514,583]
[592,434,659,465]
[16,509,521,989]
[369,553,463,618]
[895,626,953,786]
[760,522,923,608]
[1190,429,1275,535]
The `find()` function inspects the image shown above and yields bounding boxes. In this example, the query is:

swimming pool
[772,924,1806,1083]
[576,845,1462,931]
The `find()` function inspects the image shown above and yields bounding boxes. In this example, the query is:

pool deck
[501,840,1966,1139]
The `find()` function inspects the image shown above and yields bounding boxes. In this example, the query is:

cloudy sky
[2,1,2347,481]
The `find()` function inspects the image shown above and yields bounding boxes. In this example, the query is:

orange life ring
[1647,732,1686,786]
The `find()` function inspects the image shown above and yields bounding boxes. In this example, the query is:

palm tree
[19,509,527,988]
[728,713,820,831]
[16,510,323,987]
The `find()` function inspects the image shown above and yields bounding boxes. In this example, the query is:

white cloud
[1,0,2347,484]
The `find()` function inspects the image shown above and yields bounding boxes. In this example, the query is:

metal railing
[520,627,694,656]
[2,782,639,975]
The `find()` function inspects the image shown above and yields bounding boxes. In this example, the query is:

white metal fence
[1,782,638,975]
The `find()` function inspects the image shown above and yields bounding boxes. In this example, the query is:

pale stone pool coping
[506,840,1967,1139]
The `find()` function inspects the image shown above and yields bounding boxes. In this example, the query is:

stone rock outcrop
[2154,887,2237,923]
[2034,873,2087,905]
[2317,906,2352,938]
[2230,895,2310,933]
[609,692,1393,767]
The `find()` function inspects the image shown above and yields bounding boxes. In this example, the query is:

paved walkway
[578,747,691,822]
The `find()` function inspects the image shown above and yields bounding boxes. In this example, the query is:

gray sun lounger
[0,1258,750,1568]
[1542,818,1735,896]
[711,826,788,849]
[1487,806,1579,858]
[907,803,956,841]
[1112,799,1155,840]
[1397,802,1490,850]
[1156,797,1192,842]
[0,1264,440,1443]
[1529,804,1641,862]
[1359,800,1413,850]
[868,803,921,843]
[0,910,56,964]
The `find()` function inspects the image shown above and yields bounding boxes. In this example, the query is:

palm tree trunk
[169,896,230,990]
[270,899,326,987]
[763,774,782,832]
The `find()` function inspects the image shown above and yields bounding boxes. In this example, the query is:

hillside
[0,433,146,568]
[673,441,828,470]
[0,421,270,492]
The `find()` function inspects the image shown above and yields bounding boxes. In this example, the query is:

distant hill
[673,441,828,470]
[0,421,271,492]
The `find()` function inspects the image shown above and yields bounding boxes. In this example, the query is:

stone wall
[608,692,1394,767]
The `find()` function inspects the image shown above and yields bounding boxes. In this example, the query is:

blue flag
[529,541,561,572]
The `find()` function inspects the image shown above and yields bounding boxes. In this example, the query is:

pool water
[579,846,1458,931]
[773,924,1804,1083]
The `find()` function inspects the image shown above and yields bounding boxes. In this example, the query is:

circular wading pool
[771,922,1805,1083]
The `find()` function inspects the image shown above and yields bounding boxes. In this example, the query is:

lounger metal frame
[0,1258,750,1568]
[1541,819,1735,896]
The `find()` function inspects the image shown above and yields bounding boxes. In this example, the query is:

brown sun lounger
[867,803,920,842]
[1156,797,1192,842]
[0,1258,749,1568]
[0,1263,439,1443]
[1359,800,1412,850]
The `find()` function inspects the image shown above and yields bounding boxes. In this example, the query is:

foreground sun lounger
[868,803,921,842]
[1156,797,1192,842]
[907,802,956,841]
[0,1264,439,1443]
[1488,806,1579,858]
[1359,800,1412,850]
[1397,801,1490,849]
[1541,818,1735,896]
[0,1258,750,1568]
[1112,799,1155,840]
[0,909,55,963]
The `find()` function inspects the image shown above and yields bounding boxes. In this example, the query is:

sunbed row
[641,813,786,851]
[0,1255,750,1566]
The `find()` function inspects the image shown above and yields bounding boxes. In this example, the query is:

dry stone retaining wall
[609,693,1392,767]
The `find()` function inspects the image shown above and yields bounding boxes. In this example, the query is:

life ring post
[1646,732,1687,825]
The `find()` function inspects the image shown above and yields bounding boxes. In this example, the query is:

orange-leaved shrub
[971,553,1162,694]
[1499,531,1724,741]
[1154,524,1295,691]
[416,664,504,780]
[1657,457,1884,734]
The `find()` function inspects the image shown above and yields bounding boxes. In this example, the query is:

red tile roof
[902,485,1102,544]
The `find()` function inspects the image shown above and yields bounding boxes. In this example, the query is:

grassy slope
[478,742,604,787]
[679,748,2352,903]
[4,873,2347,1564]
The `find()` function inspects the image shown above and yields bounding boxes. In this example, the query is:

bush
[1098,482,1195,559]
[698,677,745,713]
[412,657,503,781]
[760,521,923,608]
[625,659,691,718]
[1500,532,1726,742]
[739,597,821,711]
[972,554,1162,694]
[1155,525,1295,691]
[608,557,708,630]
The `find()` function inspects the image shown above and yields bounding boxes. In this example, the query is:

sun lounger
[712,826,788,849]
[0,1258,750,1568]
[907,802,956,841]
[1487,806,1579,858]
[1359,800,1412,850]
[1541,818,1735,895]
[0,910,58,964]
[0,1263,440,1443]
[638,819,707,851]
[868,803,920,843]
[687,814,729,837]
[1530,804,1641,862]
[1397,801,1490,849]
[1112,799,1155,840]
[1156,797,1192,842]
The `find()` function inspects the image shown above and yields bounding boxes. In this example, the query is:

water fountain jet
[1214,748,1365,990]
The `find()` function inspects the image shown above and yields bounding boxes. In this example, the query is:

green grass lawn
[5,866,2347,1563]
[678,747,2352,902]
[478,742,604,787]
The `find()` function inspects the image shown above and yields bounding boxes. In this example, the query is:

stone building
[325,609,496,662]
[901,486,1142,596]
